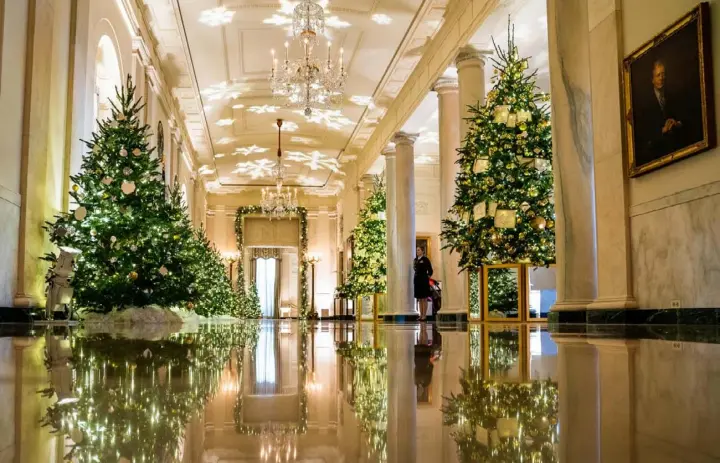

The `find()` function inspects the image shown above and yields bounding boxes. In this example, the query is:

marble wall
[622,0,720,308]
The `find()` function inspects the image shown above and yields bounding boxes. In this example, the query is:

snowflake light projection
[232,159,278,179]
[293,109,352,130]
[199,7,235,27]
[234,145,269,156]
[286,150,343,173]
[201,81,243,101]
[247,105,278,114]
[272,121,299,132]
[265,0,348,35]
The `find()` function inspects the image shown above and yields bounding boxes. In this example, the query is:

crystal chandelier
[261,119,299,219]
[269,0,347,116]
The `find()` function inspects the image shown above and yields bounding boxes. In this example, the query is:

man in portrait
[633,57,704,166]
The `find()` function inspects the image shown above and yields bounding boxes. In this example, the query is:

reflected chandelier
[261,119,299,219]
[269,0,347,116]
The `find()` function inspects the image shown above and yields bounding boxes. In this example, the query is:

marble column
[553,336,600,462]
[385,132,418,320]
[386,327,417,462]
[546,0,598,312]
[439,328,469,463]
[433,76,466,321]
[456,46,490,139]
[589,339,637,463]
[586,0,638,310]
[383,146,398,317]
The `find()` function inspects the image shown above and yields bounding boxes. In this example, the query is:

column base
[437,312,468,323]
[383,313,420,323]
[587,296,639,310]
[13,294,38,308]
[551,300,594,312]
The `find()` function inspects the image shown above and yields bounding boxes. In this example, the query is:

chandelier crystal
[261,119,299,219]
[270,0,347,116]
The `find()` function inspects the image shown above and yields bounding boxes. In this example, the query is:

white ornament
[473,202,486,219]
[70,428,84,444]
[473,158,490,174]
[110,120,118,128]
[74,207,87,221]
[516,109,532,123]
[110,257,117,263]
[535,159,551,172]
[121,181,136,195]
[123,167,133,176]
[520,202,531,212]
[142,348,152,359]
[494,209,517,229]
[92,145,100,154]
[120,147,128,157]
[132,148,142,157]
[378,211,387,220]
[130,245,137,252]
[493,105,510,124]
[110,236,117,243]
[488,202,498,217]
[102,177,113,185]
[159,266,168,276]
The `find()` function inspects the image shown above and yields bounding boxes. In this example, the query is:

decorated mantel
[442,25,557,322]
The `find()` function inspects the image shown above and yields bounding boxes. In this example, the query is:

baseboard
[549,308,720,325]
[0,307,37,323]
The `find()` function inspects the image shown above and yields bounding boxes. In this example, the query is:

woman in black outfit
[414,246,433,321]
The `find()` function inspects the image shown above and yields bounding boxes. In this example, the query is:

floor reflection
[0,322,719,462]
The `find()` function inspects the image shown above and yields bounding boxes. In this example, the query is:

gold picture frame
[624,2,716,177]
[524,264,557,322]
[482,325,528,381]
[482,264,523,322]
[356,294,376,321]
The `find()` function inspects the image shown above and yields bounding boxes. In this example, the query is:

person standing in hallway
[414,247,433,320]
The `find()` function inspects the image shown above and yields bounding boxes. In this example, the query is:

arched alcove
[94,35,122,127]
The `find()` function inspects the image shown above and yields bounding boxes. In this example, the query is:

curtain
[253,325,277,395]
[256,258,277,318]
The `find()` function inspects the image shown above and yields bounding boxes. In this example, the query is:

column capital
[432,76,459,94]
[392,132,418,147]
[381,144,397,158]
[455,46,492,70]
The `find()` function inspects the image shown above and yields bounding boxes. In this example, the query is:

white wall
[0,0,30,306]
[623,0,720,308]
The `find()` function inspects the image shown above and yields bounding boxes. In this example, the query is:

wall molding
[0,184,20,207]
[629,179,720,217]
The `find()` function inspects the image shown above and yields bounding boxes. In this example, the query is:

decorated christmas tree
[338,177,386,299]
[44,77,196,312]
[241,281,262,319]
[442,25,555,269]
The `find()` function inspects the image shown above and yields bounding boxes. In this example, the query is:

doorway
[255,257,278,318]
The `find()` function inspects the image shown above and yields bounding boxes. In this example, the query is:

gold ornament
[531,217,547,230]
[173,235,180,240]
[528,186,539,197]
[128,271,139,281]
[118,113,126,121]
[547,219,555,229]
[187,302,195,310]
[72,184,79,192]
[133,148,142,157]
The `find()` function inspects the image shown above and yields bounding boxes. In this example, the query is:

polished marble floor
[1,321,719,463]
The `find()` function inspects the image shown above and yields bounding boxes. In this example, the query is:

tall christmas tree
[338,177,386,299]
[442,26,555,269]
[166,184,243,317]
[45,77,196,312]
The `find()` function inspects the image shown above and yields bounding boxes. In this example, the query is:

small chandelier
[269,0,347,116]
[261,119,299,220]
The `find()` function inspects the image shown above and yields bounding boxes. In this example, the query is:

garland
[234,206,309,319]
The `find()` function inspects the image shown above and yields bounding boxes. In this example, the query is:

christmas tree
[44,77,196,312]
[442,25,555,269]
[165,184,242,317]
[338,177,386,299]
[241,281,262,319]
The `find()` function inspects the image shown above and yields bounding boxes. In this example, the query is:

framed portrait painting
[623,2,716,177]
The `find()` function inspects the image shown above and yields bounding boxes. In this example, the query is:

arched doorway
[94,35,122,128]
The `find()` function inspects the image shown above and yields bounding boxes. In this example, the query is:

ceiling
[142,0,449,196]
